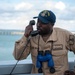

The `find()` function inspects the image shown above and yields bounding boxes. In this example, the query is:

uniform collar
[47,28,57,42]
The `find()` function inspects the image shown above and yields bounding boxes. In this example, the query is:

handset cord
[9,36,31,75]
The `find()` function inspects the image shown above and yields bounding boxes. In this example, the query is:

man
[13,10,75,75]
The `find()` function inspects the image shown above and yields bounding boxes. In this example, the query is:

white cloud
[55,1,66,10]
[14,2,33,10]
[0,0,75,31]
[42,1,55,10]
[42,1,66,11]
[0,13,30,30]
[55,19,75,31]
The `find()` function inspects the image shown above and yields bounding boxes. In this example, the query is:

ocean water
[0,30,75,61]
[0,30,31,61]
[0,33,20,61]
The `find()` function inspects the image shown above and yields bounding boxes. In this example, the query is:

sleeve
[13,35,31,60]
[66,31,75,54]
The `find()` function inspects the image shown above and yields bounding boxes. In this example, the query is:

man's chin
[37,29,47,35]
[39,32,47,36]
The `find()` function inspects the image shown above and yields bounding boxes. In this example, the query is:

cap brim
[33,16,49,24]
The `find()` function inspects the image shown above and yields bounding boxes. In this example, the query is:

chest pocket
[52,50,67,67]
[52,45,67,67]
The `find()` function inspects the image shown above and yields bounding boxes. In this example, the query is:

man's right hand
[64,70,75,75]
[24,25,33,38]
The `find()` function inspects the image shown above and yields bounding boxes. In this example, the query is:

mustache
[37,27,41,30]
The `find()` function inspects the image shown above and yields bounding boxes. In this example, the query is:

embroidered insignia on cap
[41,10,50,17]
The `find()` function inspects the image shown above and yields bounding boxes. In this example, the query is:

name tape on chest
[53,44,63,50]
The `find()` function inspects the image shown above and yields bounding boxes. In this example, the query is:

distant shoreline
[0,30,24,35]
[0,29,75,35]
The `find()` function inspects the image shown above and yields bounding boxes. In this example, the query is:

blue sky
[0,0,75,31]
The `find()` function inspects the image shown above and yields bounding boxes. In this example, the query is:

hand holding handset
[24,20,39,37]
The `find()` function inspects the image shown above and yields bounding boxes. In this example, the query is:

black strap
[50,41,53,53]
[37,35,40,52]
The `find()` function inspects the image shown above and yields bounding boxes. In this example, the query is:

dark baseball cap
[33,10,56,24]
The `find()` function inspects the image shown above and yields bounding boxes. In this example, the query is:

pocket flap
[52,50,67,56]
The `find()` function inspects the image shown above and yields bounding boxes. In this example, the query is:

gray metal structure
[0,60,75,75]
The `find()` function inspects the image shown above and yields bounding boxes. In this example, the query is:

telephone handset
[29,20,39,36]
